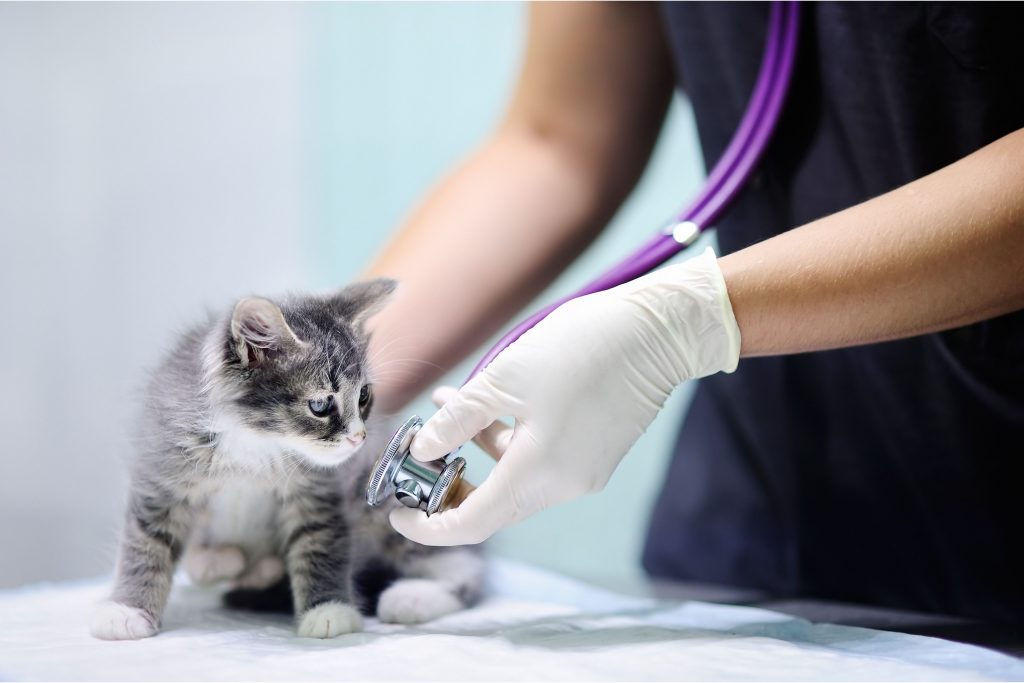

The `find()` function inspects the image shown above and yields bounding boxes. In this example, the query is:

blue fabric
[644,2,1024,624]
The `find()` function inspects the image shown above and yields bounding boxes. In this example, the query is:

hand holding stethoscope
[389,249,739,545]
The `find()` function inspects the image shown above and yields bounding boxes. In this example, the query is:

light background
[0,2,707,589]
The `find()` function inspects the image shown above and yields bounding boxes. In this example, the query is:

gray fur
[95,279,482,639]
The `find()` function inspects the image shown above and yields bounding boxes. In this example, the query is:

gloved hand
[389,247,741,545]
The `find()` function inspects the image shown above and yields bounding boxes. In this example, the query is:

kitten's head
[208,278,396,469]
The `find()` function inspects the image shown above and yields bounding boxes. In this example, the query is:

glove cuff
[616,247,742,380]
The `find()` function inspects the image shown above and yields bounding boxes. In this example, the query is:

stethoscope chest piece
[366,415,467,516]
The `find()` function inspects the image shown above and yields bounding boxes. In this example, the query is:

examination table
[2,560,1022,681]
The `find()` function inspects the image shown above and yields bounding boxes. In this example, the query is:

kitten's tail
[223,577,294,614]
[223,561,402,616]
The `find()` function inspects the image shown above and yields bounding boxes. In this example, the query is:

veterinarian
[362,4,1024,624]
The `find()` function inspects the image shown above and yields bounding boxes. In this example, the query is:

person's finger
[388,465,519,546]
[430,385,459,408]
[431,386,512,461]
[471,420,514,461]
[410,373,510,462]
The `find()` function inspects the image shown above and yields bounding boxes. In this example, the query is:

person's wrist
[619,247,741,381]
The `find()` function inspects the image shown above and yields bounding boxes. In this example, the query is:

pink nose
[346,431,366,445]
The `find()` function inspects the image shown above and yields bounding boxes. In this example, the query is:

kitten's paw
[90,601,159,640]
[233,555,285,590]
[183,545,246,585]
[297,601,362,638]
[377,579,463,625]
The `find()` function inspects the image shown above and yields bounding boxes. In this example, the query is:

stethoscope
[367,0,800,516]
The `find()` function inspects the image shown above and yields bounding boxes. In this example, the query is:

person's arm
[390,128,1024,547]
[722,127,1024,356]
[361,3,675,413]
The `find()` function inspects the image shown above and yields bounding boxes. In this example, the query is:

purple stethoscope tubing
[467,1,800,381]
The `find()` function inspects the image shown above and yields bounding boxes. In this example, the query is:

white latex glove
[389,247,741,545]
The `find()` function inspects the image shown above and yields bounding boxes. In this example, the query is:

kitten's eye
[359,384,371,407]
[308,396,334,418]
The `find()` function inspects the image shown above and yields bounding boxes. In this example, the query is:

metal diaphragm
[366,415,466,516]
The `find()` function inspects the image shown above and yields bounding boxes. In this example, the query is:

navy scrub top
[643,2,1024,624]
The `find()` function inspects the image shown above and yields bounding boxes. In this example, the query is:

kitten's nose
[346,430,366,445]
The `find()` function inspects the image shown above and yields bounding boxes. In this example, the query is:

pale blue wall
[0,2,315,586]
[308,2,709,585]
[0,2,708,588]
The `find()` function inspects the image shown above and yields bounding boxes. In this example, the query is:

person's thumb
[430,385,458,409]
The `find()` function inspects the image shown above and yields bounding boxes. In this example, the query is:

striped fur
[91,279,483,640]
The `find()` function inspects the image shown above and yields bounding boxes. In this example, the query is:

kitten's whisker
[365,370,421,381]
[365,334,422,361]
[279,452,306,489]
[367,349,440,366]
[371,357,445,371]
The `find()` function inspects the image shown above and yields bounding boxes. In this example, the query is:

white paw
[90,601,159,640]
[233,555,285,589]
[297,601,362,638]
[377,579,463,625]
[183,545,246,585]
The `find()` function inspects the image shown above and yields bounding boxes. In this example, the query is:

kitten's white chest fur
[182,473,286,589]
[189,425,290,559]
[209,419,289,476]
[200,479,280,550]
[184,477,284,588]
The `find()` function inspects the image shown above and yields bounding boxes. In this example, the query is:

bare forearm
[360,3,672,413]
[720,128,1024,356]
[362,132,613,412]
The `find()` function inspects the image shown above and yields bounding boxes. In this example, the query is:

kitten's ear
[330,278,398,329]
[230,297,302,368]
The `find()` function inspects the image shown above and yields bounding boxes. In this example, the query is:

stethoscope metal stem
[366,416,466,516]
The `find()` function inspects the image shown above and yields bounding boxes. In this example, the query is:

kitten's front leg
[282,488,362,638]
[90,491,192,640]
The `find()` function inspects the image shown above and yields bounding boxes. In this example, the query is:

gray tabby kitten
[91,279,483,640]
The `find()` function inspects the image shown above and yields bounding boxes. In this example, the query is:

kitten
[90,279,483,640]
